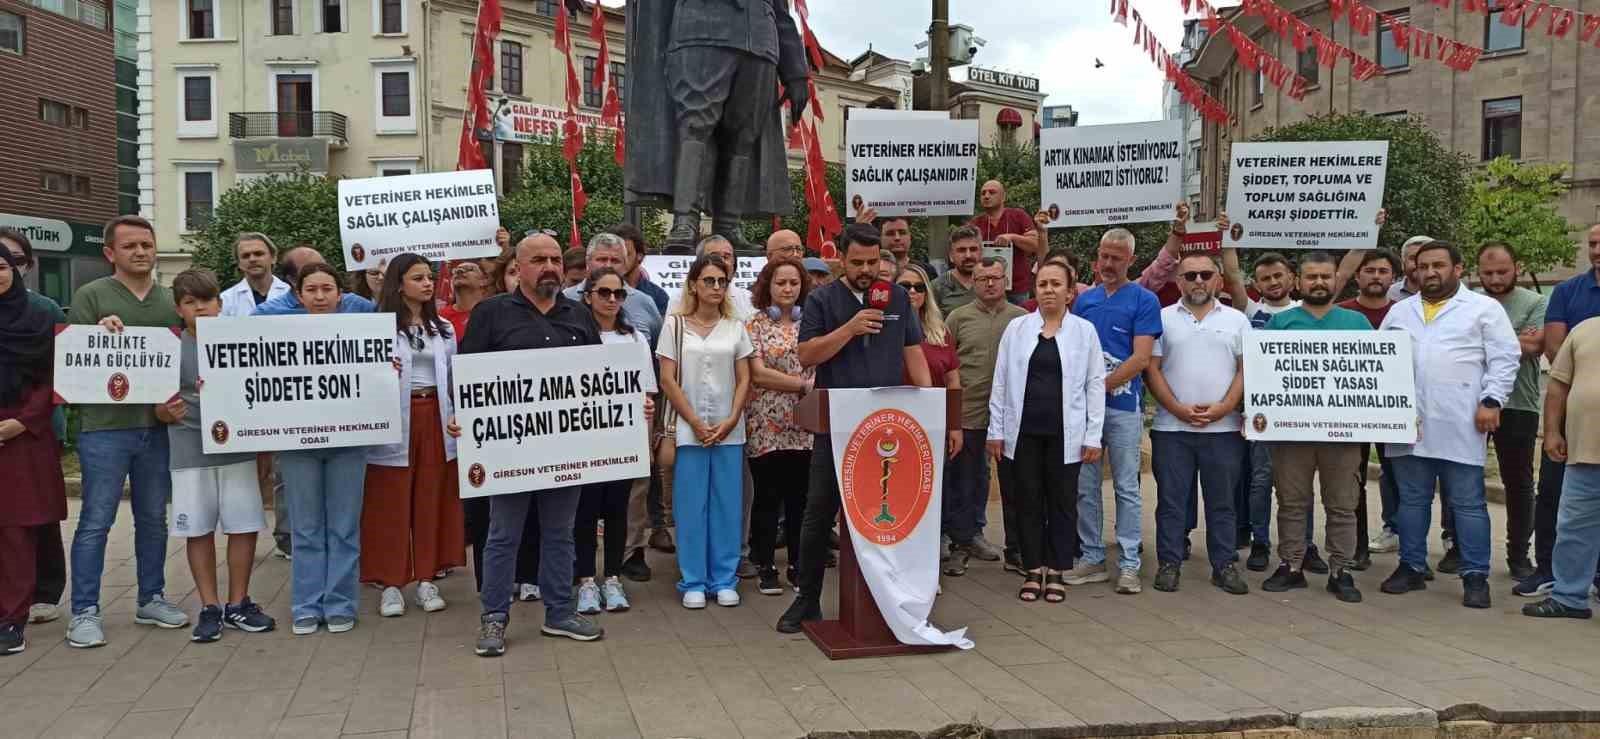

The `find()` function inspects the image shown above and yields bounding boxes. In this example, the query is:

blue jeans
[674,444,745,594]
[71,428,172,614]
[279,446,367,622]
[1151,431,1242,571]
[1552,464,1600,610]
[1076,408,1143,570]
[945,430,990,544]
[1392,455,1490,577]
[480,487,581,623]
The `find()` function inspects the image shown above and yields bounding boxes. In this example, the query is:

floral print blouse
[744,314,815,457]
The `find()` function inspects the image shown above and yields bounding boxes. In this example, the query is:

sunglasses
[589,286,628,301]
[896,281,928,294]
[1179,270,1217,283]
[699,276,730,289]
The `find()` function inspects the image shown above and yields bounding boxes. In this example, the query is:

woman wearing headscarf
[0,248,66,655]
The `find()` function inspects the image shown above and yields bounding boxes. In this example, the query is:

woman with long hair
[744,258,814,595]
[362,254,465,618]
[280,263,373,635]
[0,248,65,655]
[658,255,753,609]
[573,267,652,614]
[898,265,961,391]
[987,261,1105,603]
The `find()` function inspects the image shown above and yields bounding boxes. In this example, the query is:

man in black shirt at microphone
[777,223,944,633]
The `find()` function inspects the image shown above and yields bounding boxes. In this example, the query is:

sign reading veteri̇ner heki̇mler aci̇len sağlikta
[1243,329,1417,444]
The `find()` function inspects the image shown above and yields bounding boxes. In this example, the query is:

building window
[0,11,22,54]
[373,62,417,133]
[609,61,625,105]
[373,158,419,177]
[958,102,979,120]
[501,41,523,96]
[1297,47,1318,85]
[534,0,558,16]
[1376,110,1408,120]
[183,170,215,231]
[1482,96,1521,160]
[1378,10,1410,70]
[382,71,409,117]
[271,0,293,34]
[501,143,524,194]
[1253,69,1264,105]
[321,0,341,32]
[379,0,402,33]
[188,0,215,39]
[582,56,602,108]
[1485,6,1523,52]
[183,75,211,121]
[39,98,70,125]
[40,171,70,194]
[382,168,409,177]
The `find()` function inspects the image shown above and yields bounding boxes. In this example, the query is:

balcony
[228,112,348,147]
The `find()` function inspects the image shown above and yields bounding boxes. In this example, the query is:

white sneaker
[716,589,741,607]
[1116,567,1143,595]
[379,587,405,617]
[1061,561,1110,586]
[682,591,707,609]
[517,583,541,602]
[28,603,60,624]
[415,582,446,613]
[1369,527,1399,553]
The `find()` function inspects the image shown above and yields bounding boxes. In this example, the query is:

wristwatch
[1480,398,1502,409]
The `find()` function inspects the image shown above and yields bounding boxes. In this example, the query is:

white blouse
[657,315,754,447]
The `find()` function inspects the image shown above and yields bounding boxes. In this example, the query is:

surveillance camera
[967,45,980,58]
[911,58,928,77]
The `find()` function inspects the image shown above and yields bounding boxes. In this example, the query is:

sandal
[1043,572,1067,603]
[1019,571,1043,602]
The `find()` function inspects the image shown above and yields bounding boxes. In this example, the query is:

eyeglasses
[699,276,730,289]
[589,286,628,301]
[896,281,928,294]
[773,244,804,255]
[1179,270,1217,283]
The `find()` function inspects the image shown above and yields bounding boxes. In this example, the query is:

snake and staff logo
[838,408,936,546]
[107,373,130,401]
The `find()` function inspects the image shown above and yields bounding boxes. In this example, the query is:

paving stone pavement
[5,476,1600,738]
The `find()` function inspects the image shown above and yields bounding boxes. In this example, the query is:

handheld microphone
[865,280,892,348]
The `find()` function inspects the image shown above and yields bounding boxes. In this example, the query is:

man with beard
[776,223,936,634]
[967,181,1039,303]
[1338,250,1404,564]
[1474,242,1545,581]
[218,233,289,317]
[1259,252,1373,602]
[1378,242,1518,609]
[453,234,636,655]
[1519,223,1600,597]
[1388,235,1435,302]
[1145,254,1251,595]
[931,227,983,315]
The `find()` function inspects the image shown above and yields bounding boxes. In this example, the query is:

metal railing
[228,111,348,142]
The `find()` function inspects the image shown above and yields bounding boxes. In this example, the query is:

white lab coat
[1379,287,1519,467]
[219,276,290,317]
[986,311,1106,464]
[369,328,458,467]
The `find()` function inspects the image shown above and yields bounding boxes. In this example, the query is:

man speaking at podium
[777,223,953,634]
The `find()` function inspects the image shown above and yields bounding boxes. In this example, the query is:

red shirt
[967,207,1036,295]
[1337,297,1393,329]
[439,303,471,344]
[904,336,960,386]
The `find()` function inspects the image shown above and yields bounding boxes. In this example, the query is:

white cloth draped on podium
[828,387,973,649]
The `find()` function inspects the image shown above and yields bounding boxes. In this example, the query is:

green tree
[500,131,667,249]
[186,173,343,284]
[1464,156,1577,283]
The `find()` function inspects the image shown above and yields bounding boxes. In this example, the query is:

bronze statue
[625,0,811,251]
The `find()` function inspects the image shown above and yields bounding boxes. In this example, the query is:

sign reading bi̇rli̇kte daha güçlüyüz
[52,325,181,405]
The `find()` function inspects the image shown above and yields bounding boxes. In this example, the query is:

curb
[1298,706,1438,731]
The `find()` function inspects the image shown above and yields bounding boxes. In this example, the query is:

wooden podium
[792,387,962,660]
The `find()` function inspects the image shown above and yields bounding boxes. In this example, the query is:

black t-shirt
[459,288,601,356]
[800,280,923,390]
[1020,335,1063,434]
[251,288,269,306]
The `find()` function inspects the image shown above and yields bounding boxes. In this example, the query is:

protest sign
[1180,221,1222,258]
[1243,329,1417,444]
[981,244,1012,281]
[52,325,181,404]
[453,343,652,499]
[641,255,766,300]
[337,169,501,270]
[846,116,979,218]
[848,109,949,121]
[1038,120,1183,228]
[196,314,402,453]
[1224,141,1389,250]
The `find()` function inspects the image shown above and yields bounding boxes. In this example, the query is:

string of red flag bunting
[1191,0,1384,81]
[1110,0,1232,125]
[1327,0,1484,71]
[1437,0,1600,47]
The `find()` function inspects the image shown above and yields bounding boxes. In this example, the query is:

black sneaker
[1182,537,1193,561]
[1326,570,1363,603]
[1002,550,1024,575]
[1421,563,1436,582]
[1211,564,1249,595]
[1381,564,1426,594]
[1302,545,1329,575]
[620,550,652,582]
[1246,542,1271,572]
[1262,562,1308,592]
[757,566,783,596]
[192,605,223,643]
[224,598,276,633]
[1153,562,1182,592]
[476,613,508,657]
[1350,553,1373,572]
[0,624,24,655]
[942,548,971,577]
[1437,545,1462,575]
[1507,556,1536,581]
[1462,572,1491,609]
[786,566,800,593]
[776,597,821,634]
[1522,597,1593,619]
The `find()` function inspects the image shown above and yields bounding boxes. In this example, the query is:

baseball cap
[803,257,830,274]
